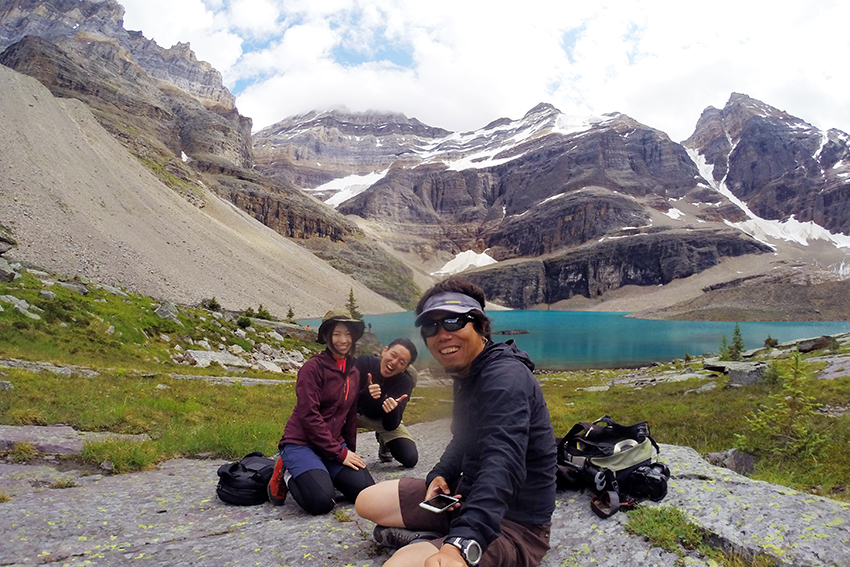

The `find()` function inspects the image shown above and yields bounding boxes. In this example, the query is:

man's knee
[388,438,418,468]
[354,482,380,519]
[355,480,401,525]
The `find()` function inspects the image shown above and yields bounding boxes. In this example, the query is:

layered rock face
[334,106,710,257]
[0,35,251,170]
[0,0,235,112]
[685,93,850,234]
[463,228,774,308]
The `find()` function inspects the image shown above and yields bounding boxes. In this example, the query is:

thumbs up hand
[382,394,408,413]
[367,373,381,399]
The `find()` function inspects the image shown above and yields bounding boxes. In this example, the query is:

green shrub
[734,353,827,461]
[203,297,221,311]
[764,335,779,348]
[236,316,251,329]
[256,304,272,320]
[0,489,10,503]
[760,360,782,385]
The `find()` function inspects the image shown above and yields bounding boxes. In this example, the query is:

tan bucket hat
[316,308,365,344]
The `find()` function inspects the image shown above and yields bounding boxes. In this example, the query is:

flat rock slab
[0,358,99,377]
[1,421,849,566]
[0,424,150,455]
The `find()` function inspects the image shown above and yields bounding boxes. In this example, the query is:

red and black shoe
[267,457,288,505]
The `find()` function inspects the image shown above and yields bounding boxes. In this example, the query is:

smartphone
[419,493,460,513]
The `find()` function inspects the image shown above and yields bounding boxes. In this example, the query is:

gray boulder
[154,302,181,324]
[705,447,756,476]
[703,359,767,385]
[57,281,89,295]
[96,283,129,298]
[0,257,16,282]
[798,335,837,353]
[181,350,251,369]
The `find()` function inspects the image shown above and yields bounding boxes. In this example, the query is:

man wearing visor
[356,278,556,567]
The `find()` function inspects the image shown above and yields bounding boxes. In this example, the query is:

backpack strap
[590,490,620,518]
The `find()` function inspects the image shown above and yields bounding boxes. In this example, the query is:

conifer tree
[346,288,363,320]
[729,323,745,361]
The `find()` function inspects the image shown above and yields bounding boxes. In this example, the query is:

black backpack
[216,452,276,506]
[556,415,670,518]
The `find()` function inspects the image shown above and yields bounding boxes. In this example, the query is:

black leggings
[288,467,375,515]
[386,438,419,468]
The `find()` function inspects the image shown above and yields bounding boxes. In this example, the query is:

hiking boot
[267,457,288,505]
[372,525,443,549]
[378,438,393,463]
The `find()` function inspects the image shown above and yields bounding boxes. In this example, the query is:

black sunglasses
[421,314,475,338]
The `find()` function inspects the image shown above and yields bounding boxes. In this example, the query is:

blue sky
[119,0,850,141]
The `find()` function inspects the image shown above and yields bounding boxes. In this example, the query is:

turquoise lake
[303,311,850,370]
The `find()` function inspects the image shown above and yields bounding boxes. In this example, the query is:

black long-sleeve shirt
[355,354,414,431]
[426,341,556,552]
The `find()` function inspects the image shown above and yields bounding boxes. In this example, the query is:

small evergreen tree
[729,323,745,361]
[718,335,730,361]
[243,307,256,318]
[734,353,826,460]
[764,335,779,348]
[256,304,272,320]
[346,288,363,320]
[286,306,295,322]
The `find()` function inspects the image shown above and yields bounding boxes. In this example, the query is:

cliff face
[331,108,713,259]
[463,228,774,308]
[0,0,235,112]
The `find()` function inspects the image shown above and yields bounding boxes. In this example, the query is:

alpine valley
[2,0,850,319]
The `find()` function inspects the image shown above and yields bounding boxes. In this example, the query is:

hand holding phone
[419,493,460,513]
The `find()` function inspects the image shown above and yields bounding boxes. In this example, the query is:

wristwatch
[445,536,482,566]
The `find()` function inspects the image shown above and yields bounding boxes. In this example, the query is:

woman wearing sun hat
[267,308,375,515]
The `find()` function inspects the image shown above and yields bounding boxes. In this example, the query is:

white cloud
[119,0,850,140]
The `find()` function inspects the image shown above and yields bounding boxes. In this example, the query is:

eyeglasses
[420,314,475,338]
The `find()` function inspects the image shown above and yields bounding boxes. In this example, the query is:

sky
[118,0,850,141]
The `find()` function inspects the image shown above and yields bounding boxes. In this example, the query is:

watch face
[465,540,482,565]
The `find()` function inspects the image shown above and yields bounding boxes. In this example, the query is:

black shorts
[397,477,551,567]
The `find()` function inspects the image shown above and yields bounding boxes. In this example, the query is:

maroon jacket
[280,349,360,463]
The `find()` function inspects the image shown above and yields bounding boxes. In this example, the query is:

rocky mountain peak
[684,92,850,237]
[0,0,235,111]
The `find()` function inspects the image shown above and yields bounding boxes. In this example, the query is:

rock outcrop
[462,228,773,308]
[1,421,848,566]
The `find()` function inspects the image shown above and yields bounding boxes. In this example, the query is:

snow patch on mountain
[309,169,389,208]
[431,250,497,277]
[686,148,850,250]
[665,208,684,220]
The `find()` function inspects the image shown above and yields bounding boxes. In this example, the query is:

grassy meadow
[1,270,850,501]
